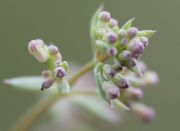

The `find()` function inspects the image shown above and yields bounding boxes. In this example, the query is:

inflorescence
[28,39,70,93]
[27,6,158,123]
[91,7,158,122]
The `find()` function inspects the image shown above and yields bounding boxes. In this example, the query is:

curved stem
[11,56,109,131]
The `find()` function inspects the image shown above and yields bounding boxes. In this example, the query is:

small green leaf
[94,63,110,103]
[137,30,156,38]
[90,5,103,44]
[57,79,70,94]
[121,17,135,30]
[4,76,43,92]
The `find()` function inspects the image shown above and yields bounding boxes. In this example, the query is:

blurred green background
[0,0,179,130]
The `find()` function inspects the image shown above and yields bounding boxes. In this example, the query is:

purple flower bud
[108,18,118,28]
[112,74,130,89]
[128,39,144,55]
[143,71,159,87]
[127,27,138,38]
[118,50,132,61]
[99,11,111,23]
[127,88,144,100]
[41,70,51,78]
[107,47,118,56]
[106,32,118,44]
[140,37,149,47]
[121,38,128,46]
[137,61,147,74]
[48,45,59,55]
[41,78,54,91]
[133,103,156,123]
[118,29,127,37]
[28,39,49,63]
[102,81,120,100]
[54,67,66,79]
[103,64,116,78]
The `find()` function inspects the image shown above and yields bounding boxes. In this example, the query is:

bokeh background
[0,0,179,131]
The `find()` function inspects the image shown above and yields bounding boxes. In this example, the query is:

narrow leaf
[4,76,42,92]
[121,17,135,30]
[137,30,156,38]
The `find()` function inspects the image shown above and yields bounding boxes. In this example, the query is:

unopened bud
[95,40,110,52]
[108,18,118,28]
[126,88,144,100]
[107,47,118,56]
[41,78,54,91]
[118,29,127,37]
[118,50,131,61]
[132,103,155,123]
[128,39,144,56]
[140,37,149,47]
[142,71,159,86]
[48,45,59,55]
[103,64,116,78]
[127,27,138,38]
[102,81,120,100]
[121,38,128,46]
[54,67,66,79]
[112,74,130,89]
[28,39,49,63]
[106,32,118,44]
[99,11,111,23]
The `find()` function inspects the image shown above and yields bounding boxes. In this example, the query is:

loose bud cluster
[28,39,70,92]
[92,7,158,123]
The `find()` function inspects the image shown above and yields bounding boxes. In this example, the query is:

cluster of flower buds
[28,39,70,93]
[92,7,158,123]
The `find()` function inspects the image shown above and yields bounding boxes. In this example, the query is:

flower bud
[132,103,155,123]
[28,39,49,63]
[41,78,55,91]
[127,27,138,38]
[118,29,127,37]
[108,18,118,28]
[95,40,110,52]
[121,38,128,46]
[140,37,149,47]
[112,74,130,89]
[142,71,159,86]
[99,11,111,23]
[54,67,66,79]
[118,50,131,61]
[102,81,120,100]
[126,88,144,100]
[103,64,116,78]
[106,32,118,44]
[107,47,118,56]
[128,39,144,55]
[128,59,143,77]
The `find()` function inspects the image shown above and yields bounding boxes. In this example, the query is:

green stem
[11,56,109,131]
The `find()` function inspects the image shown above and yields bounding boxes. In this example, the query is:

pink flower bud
[118,29,127,37]
[41,78,55,91]
[54,67,66,79]
[99,11,111,23]
[127,27,138,38]
[28,39,49,63]
[140,36,149,47]
[106,32,118,44]
[126,88,144,100]
[133,103,156,123]
[108,18,118,28]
